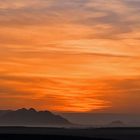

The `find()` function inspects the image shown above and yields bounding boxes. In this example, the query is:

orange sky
[0,0,140,113]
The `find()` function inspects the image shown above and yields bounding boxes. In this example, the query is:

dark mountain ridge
[0,108,71,126]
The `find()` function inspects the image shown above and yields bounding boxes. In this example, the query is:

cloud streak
[0,0,139,112]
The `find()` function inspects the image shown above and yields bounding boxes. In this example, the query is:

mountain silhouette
[0,108,71,126]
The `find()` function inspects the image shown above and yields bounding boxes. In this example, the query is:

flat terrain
[0,127,140,140]
[0,134,108,140]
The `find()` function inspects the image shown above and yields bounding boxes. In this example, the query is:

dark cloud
[0,0,139,40]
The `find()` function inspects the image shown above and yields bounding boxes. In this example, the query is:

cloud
[0,0,139,42]
[0,0,54,10]
[0,0,139,112]
[0,74,139,113]
[98,77,140,113]
[0,74,109,112]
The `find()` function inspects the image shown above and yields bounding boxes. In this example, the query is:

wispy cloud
[0,74,139,113]
[0,0,139,112]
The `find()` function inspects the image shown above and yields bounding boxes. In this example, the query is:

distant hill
[108,120,125,127]
[61,113,140,127]
[0,108,71,126]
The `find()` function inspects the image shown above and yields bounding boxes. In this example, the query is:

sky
[0,0,140,113]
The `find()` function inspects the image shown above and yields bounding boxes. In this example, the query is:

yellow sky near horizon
[0,0,140,113]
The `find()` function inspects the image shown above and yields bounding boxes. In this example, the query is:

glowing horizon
[0,0,140,113]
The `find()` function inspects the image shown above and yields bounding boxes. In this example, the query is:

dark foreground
[0,127,140,140]
[0,134,108,140]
